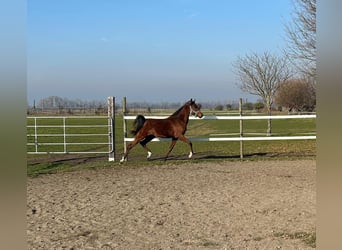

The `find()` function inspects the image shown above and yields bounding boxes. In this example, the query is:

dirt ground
[27,160,316,249]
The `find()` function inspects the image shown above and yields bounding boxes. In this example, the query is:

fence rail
[27,116,112,155]
[124,136,316,142]
[123,114,316,120]
[123,112,316,159]
[123,115,316,142]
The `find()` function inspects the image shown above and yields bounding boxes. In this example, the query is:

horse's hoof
[188,152,193,158]
[147,151,152,159]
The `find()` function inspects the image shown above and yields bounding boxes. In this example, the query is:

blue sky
[27,0,292,104]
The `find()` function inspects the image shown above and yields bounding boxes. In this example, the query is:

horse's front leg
[178,135,194,158]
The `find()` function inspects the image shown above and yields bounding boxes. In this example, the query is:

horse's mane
[170,100,192,117]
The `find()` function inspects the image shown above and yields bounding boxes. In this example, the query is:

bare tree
[233,51,292,135]
[285,0,316,81]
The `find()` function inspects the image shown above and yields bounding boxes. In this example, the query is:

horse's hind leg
[140,135,155,159]
[164,138,177,161]
[141,144,152,159]
[120,139,140,162]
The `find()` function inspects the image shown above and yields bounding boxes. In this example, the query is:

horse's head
[188,99,203,118]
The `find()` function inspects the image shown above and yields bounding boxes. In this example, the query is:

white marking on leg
[120,156,125,163]
[147,151,152,159]
[188,151,193,158]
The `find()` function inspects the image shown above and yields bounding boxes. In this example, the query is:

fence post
[239,98,244,159]
[108,96,115,161]
[34,117,38,153]
[63,117,67,153]
[122,97,127,155]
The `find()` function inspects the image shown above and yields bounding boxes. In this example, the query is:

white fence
[123,114,316,142]
[123,114,316,159]
[27,97,116,161]
[26,97,316,161]
[26,116,113,155]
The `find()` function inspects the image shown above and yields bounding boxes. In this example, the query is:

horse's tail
[131,115,146,135]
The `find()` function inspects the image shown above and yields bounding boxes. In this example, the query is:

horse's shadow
[195,152,267,159]
[149,152,267,161]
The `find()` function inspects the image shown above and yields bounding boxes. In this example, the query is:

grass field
[27,111,316,176]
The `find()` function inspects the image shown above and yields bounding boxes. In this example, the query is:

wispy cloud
[100,36,109,42]
[184,9,200,19]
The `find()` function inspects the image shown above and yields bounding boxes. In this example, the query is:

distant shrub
[254,101,264,111]
[214,104,224,111]
[242,102,253,110]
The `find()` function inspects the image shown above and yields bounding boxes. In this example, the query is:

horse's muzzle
[196,111,204,118]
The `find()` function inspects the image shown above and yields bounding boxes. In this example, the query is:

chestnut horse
[120,99,203,162]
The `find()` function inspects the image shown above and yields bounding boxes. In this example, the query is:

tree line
[27,96,251,114]
[28,94,314,116]
[27,96,108,115]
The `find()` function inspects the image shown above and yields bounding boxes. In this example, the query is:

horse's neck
[170,105,190,123]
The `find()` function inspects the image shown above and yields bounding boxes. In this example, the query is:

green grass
[27,111,316,176]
